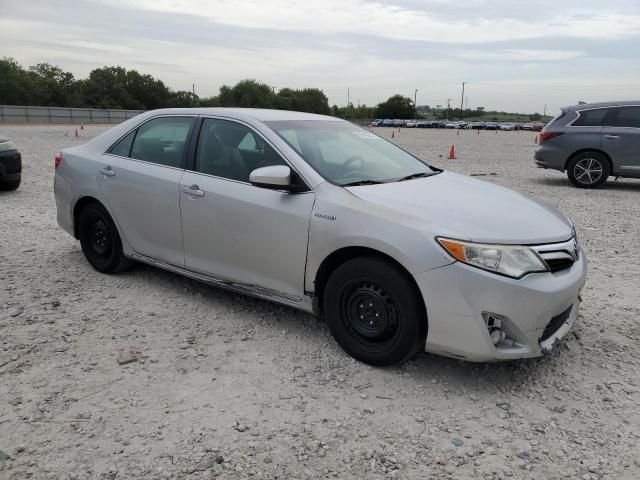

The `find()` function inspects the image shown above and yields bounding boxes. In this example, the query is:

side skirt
[130,253,315,314]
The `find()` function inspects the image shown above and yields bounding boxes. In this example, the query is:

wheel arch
[72,196,112,240]
[564,148,613,172]
[312,246,427,321]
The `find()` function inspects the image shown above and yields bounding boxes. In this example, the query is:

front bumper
[415,248,587,362]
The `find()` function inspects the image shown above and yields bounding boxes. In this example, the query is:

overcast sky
[1,0,639,113]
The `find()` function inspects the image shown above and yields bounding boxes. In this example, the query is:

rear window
[613,106,640,128]
[573,108,609,127]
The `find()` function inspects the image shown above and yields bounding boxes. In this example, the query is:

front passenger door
[179,118,315,299]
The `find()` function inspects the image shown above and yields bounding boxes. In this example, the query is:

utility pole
[460,82,466,120]
[543,104,547,118]
[347,87,350,107]
[414,89,418,119]
[446,98,451,120]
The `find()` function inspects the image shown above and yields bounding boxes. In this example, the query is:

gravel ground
[1,124,639,480]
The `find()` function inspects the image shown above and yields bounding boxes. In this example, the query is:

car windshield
[265,120,436,186]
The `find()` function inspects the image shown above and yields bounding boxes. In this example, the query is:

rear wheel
[567,152,610,188]
[0,179,20,191]
[323,257,426,366]
[78,203,131,273]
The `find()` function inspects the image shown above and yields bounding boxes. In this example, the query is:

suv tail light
[539,132,564,143]
[54,152,62,169]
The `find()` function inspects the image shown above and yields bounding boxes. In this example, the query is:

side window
[195,119,286,182]
[613,107,640,128]
[109,131,135,157]
[573,109,609,127]
[130,117,194,168]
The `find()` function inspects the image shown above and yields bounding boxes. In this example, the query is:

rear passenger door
[602,106,640,174]
[98,116,195,266]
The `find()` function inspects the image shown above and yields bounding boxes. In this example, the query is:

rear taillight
[54,152,62,169]
[539,132,564,143]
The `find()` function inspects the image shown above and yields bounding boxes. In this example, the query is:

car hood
[346,171,573,244]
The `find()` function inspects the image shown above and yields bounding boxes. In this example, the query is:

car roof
[137,108,340,122]
[563,100,640,111]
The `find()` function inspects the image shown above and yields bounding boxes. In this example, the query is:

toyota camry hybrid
[54,108,587,365]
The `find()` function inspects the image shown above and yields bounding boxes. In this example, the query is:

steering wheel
[337,155,366,180]
[344,155,365,170]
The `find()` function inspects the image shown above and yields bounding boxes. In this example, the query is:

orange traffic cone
[456,130,459,136]
[534,135,539,144]
[448,145,456,159]
[477,129,480,135]
[74,129,79,138]
[391,131,395,139]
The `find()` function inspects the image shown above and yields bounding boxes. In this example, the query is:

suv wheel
[78,203,131,273]
[323,257,426,366]
[567,152,610,188]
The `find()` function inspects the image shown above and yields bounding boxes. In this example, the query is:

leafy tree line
[0,58,332,114]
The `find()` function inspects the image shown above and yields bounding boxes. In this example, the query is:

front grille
[544,257,576,272]
[531,238,579,274]
[540,305,572,342]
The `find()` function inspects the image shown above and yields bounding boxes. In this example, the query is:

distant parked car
[466,122,485,130]
[405,121,417,128]
[500,123,516,131]
[371,119,382,127]
[54,108,586,364]
[521,123,534,131]
[382,119,393,127]
[0,135,21,191]
[531,122,545,132]
[484,122,500,130]
[392,119,404,127]
[535,101,640,188]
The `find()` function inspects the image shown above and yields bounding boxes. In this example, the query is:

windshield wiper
[341,179,385,187]
[396,172,436,182]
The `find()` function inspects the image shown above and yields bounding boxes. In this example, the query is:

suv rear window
[573,108,609,127]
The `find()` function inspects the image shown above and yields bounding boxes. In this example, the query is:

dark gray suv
[534,101,640,188]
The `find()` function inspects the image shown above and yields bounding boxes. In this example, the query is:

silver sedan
[54,108,587,365]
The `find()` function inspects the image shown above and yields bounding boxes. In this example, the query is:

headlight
[437,237,548,279]
[0,141,18,153]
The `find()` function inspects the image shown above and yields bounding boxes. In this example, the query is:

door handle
[99,166,116,176]
[604,134,620,139]
[182,184,205,197]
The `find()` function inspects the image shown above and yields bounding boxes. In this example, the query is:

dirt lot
[1,124,639,480]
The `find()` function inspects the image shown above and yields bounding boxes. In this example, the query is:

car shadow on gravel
[531,176,640,190]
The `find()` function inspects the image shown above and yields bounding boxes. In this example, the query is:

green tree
[375,95,415,119]
[0,58,34,105]
[218,79,274,108]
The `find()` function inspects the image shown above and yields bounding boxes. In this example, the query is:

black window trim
[187,115,312,193]
[105,114,198,170]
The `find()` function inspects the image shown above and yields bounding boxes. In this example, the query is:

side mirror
[249,165,305,192]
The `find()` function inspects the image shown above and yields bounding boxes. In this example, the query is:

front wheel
[323,257,426,366]
[78,203,131,273]
[567,152,610,188]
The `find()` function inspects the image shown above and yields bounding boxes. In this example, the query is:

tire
[567,152,610,188]
[0,179,20,191]
[322,256,427,366]
[78,202,131,273]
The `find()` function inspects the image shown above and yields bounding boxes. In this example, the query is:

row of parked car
[371,119,545,131]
